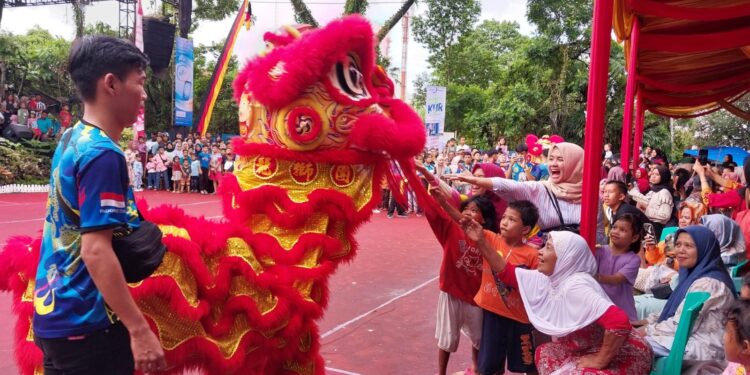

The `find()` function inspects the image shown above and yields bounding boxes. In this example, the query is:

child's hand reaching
[429,185,448,202]
[460,216,483,242]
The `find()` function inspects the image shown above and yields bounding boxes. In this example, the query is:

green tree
[411,0,481,83]
[0,28,75,101]
[691,99,750,150]
[85,22,119,37]
[191,43,239,136]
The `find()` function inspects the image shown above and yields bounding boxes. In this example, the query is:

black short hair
[612,213,644,253]
[515,144,528,153]
[724,299,750,344]
[605,180,628,195]
[507,200,539,228]
[674,168,690,191]
[460,195,498,233]
[67,36,149,101]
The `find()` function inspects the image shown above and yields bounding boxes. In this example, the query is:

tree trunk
[376,0,415,41]
[290,0,318,27]
[18,68,27,96]
[0,0,5,32]
[73,0,86,38]
[0,62,5,99]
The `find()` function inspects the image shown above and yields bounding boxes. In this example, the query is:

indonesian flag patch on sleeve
[100,192,126,208]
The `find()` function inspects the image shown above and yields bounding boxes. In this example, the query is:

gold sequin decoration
[298,247,321,269]
[293,280,315,303]
[299,331,312,353]
[138,296,258,358]
[250,213,328,251]
[229,276,278,316]
[329,221,351,259]
[148,252,200,308]
[158,225,191,240]
[22,278,35,302]
[26,318,34,342]
[223,237,264,274]
[283,360,315,375]
[260,319,289,339]
[234,158,374,210]
[260,256,276,267]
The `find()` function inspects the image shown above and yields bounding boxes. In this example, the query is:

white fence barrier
[0,184,50,194]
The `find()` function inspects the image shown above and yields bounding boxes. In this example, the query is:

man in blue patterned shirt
[32,36,165,374]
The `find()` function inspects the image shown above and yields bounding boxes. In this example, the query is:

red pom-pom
[529,143,544,156]
[525,134,539,146]
[549,135,564,143]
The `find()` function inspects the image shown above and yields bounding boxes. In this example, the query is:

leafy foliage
[411,0,629,150]
[192,43,239,136]
[411,0,481,80]
[0,27,76,101]
[194,0,240,21]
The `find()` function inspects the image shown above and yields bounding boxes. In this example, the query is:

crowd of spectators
[123,131,235,195]
[391,134,750,375]
[0,93,72,141]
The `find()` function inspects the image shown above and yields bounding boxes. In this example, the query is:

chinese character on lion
[0,15,425,374]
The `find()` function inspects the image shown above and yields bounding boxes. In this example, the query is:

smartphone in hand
[644,223,655,239]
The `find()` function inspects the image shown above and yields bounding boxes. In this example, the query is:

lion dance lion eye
[330,54,370,100]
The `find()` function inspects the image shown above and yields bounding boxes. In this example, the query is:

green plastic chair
[650,291,711,375]
[734,277,744,294]
[659,226,679,243]
[731,259,748,277]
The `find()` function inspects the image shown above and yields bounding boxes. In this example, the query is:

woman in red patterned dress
[461,224,652,374]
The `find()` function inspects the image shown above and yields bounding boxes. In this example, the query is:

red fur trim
[235,16,378,110]
[349,99,426,160]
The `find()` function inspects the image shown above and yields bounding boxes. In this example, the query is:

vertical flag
[133,0,145,139]
[174,37,194,127]
[195,0,250,136]
[425,86,447,149]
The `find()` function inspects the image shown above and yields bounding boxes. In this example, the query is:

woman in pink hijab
[465,163,508,218]
[451,142,584,231]
[416,162,508,231]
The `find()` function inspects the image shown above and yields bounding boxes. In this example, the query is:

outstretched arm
[460,217,507,274]
[429,185,464,224]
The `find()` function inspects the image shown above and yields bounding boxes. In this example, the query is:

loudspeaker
[2,124,33,141]
[143,17,176,74]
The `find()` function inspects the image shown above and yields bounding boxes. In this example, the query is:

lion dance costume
[0,16,425,374]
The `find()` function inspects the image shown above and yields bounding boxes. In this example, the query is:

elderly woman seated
[462,224,652,374]
[641,226,736,361]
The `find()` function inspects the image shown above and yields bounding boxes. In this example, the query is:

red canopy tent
[580,0,750,248]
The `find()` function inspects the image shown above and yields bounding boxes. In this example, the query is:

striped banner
[195,0,250,136]
[133,0,145,139]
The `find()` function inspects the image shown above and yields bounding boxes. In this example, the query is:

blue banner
[174,37,194,127]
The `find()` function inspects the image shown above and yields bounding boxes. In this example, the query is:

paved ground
[0,191,475,374]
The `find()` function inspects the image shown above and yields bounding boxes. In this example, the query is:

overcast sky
[2,0,532,98]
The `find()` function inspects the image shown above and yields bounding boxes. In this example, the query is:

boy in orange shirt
[469,200,540,375]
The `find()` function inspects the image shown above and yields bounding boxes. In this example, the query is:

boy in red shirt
[59,104,72,129]
[426,178,500,375]
[470,200,540,375]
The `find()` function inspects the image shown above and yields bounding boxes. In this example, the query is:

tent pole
[580,0,615,250]
[632,93,645,171]
[620,17,640,169]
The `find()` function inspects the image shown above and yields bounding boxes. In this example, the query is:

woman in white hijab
[463,221,652,374]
